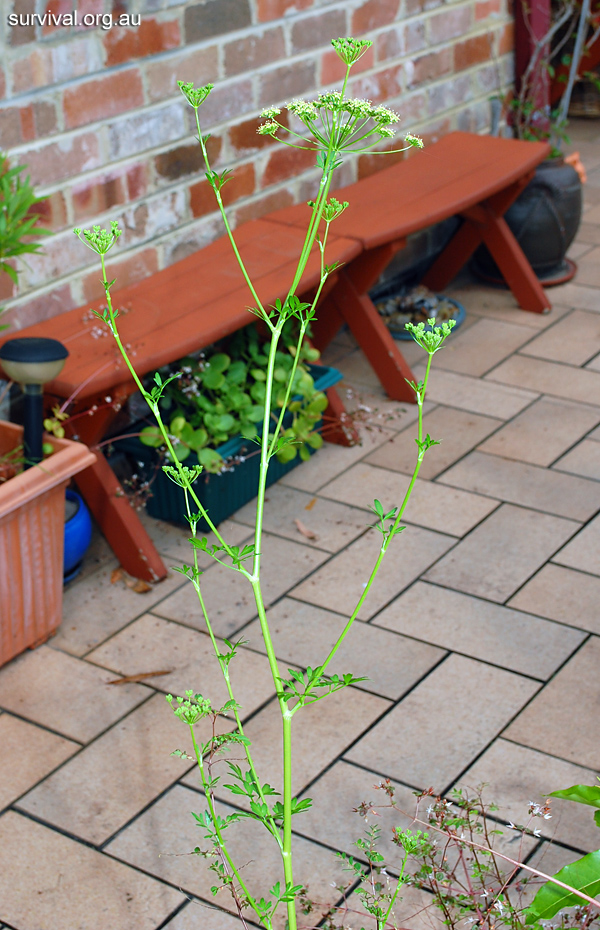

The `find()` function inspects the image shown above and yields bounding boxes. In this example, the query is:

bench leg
[477,213,551,313]
[424,185,551,314]
[331,271,417,403]
[75,450,168,583]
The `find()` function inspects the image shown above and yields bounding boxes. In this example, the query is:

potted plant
[113,321,343,528]
[0,420,96,666]
[475,0,594,284]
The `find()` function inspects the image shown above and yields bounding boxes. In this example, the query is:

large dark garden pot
[473,157,583,284]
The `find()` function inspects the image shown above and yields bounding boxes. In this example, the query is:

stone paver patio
[1,121,600,929]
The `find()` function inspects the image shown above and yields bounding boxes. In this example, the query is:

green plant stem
[194,110,266,320]
[281,709,296,930]
[266,322,307,459]
[303,355,434,695]
[381,852,409,930]
[183,490,283,850]
[189,724,261,920]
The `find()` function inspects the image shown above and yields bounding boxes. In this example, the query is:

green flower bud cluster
[405,318,456,354]
[331,36,372,65]
[73,220,121,255]
[166,690,212,726]
[177,81,214,109]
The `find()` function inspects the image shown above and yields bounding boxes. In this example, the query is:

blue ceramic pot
[64,488,92,583]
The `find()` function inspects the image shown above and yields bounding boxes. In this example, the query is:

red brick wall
[0,0,513,329]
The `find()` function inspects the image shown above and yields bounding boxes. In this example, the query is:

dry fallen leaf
[110,568,123,584]
[294,518,318,541]
[107,670,172,685]
[305,497,317,511]
[124,577,153,594]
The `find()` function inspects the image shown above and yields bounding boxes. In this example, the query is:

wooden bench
[1,131,552,580]
[1,221,361,582]
[268,131,552,401]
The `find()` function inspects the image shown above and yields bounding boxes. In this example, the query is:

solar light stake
[0,337,68,468]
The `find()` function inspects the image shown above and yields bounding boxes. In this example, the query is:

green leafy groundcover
[139,323,327,473]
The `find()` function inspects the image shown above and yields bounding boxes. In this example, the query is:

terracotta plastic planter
[0,421,96,667]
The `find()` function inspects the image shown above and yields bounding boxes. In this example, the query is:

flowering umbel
[255,39,423,161]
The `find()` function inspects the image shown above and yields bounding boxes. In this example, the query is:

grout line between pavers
[545,417,600,470]
[500,733,600,780]
[402,575,597,640]
[1,690,158,820]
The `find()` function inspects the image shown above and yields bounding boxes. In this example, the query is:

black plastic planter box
[113,364,343,529]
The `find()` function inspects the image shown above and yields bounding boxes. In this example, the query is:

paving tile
[413,364,539,419]
[0,714,79,810]
[106,783,350,930]
[56,559,187,656]
[433,318,535,376]
[477,397,600,466]
[576,223,600,246]
[550,280,600,311]
[138,514,253,567]
[280,424,413,494]
[293,760,418,864]
[289,525,455,620]
[17,693,197,845]
[162,902,247,930]
[571,245,600,286]
[365,405,503,479]
[320,463,499,537]
[486,354,600,405]
[0,810,184,930]
[508,563,600,634]
[424,504,579,603]
[553,438,600,478]
[87,614,278,717]
[438,451,600,521]
[519,309,600,366]
[345,654,539,793]
[586,351,600,371]
[154,533,330,639]
[589,424,600,440]
[449,283,571,329]
[504,637,600,771]
[375,582,585,679]
[458,739,600,853]
[0,645,150,743]
[568,240,595,260]
[244,598,446,700]
[233,484,370,552]
[552,512,600,575]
